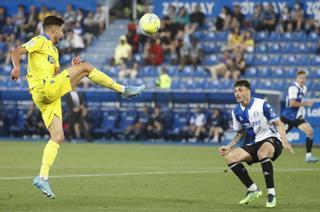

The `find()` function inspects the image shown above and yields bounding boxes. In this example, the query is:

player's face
[296,74,307,86]
[234,86,250,104]
[52,25,64,44]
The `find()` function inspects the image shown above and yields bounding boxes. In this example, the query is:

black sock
[260,158,274,189]
[229,162,254,188]
[306,137,313,153]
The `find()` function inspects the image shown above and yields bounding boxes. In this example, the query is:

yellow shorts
[30,70,72,128]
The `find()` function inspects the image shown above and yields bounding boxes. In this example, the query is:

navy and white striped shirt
[232,97,281,143]
[282,82,307,121]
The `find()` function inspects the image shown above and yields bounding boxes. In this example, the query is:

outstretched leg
[65,62,144,98]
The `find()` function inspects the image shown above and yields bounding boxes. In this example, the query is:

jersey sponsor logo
[253,111,259,118]
[48,55,55,64]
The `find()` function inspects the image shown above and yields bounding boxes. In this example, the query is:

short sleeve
[232,110,243,131]
[22,36,45,53]
[288,86,299,100]
[263,101,279,123]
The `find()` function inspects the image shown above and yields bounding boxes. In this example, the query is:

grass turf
[0,141,319,212]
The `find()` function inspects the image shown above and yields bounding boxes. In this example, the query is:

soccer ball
[139,13,161,35]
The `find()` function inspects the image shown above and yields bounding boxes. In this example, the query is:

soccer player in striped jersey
[281,70,318,163]
[219,80,294,208]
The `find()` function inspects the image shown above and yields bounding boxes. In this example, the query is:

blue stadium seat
[94,110,120,135]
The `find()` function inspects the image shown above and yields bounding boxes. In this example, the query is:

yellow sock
[39,140,60,179]
[88,68,125,93]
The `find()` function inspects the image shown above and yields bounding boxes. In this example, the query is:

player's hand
[10,67,20,81]
[71,56,84,66]
[218,145,231,156]
[304,101,314,107]
[282,141,295,154]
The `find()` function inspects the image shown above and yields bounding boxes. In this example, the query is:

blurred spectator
[67,30,85,55]
[83,11,98,35]
[175,7,189,30]
[189,4,206,29]
[118,60,138,80]
[232,4,245,28]
[144,38,164,66]
[126,23,139,54]
[94,5,106,35]
[216,6,232,31]
[241,31,255,52]
[291,2,304,31]
[182,106,207,142]
[156,67,172,89]
[38,6,50,22]
[147,106,164,140]
[0,34,7,62]
[207,50,241,80]
[76,8,84,24]
[113,35,132,65]
[64,4,76,31]
[2,17,17,36]
[262,3,277,32]
[65,89,91,142]
[316,40,320,55]
[207,108,228,143]
[278,5,293,33]
[167,4,177,22]
[24,103,46,137]
[252,4,265,31]
[15,5,26,36]
[125,105,151,140]
[189,36,202,68]
[23,5,38,40]
[0,7,6,32]
[226,27,243,51]
[159,29,176,64]
[176,38,191,69]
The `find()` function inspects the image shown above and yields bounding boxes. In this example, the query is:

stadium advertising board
[305,101,320,127]
[154,0,320,17]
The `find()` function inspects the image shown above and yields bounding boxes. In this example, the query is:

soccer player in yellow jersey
[10,15,145,199]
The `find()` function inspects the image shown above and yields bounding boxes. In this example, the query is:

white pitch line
[0,168,319,181]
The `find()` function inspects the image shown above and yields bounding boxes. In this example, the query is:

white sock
[248,183,258,191]
[306,152,312,158]
[268,188,276,195]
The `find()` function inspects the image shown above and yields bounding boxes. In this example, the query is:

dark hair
[297,70,306,76]
[234,80,251,90]
[43,15,64,29]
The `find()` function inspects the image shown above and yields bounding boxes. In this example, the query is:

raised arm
[11,46,27,81]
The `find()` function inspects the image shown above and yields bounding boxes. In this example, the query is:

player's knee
[257,150,271,160]
[52,133,65,144]
[306,128,314,138]
[224,152,239,163]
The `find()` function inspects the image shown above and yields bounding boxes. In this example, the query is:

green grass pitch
[0,141,319,212]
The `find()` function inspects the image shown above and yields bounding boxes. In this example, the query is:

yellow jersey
[23,34,59,89]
